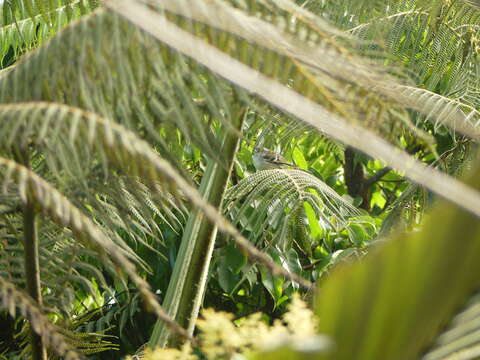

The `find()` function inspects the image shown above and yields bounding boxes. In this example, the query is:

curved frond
[0,156,193,343]
[225,169,359,249]
[0,102,312,289]
[390,85,480,138]
[0,0,98,65]
[0,103,186,267]
[0,215,111,316]
[1,0,98,25]
[317,0,480,132]
[0,8,238,163]
[0,275,83,359]
[106,0,480,221]
[144,0,480,140]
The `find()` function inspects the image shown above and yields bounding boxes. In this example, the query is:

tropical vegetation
[0,0,480,359]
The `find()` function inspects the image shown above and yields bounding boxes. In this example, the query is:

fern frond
[0,275,83,359]
[0,0,98,64]
[0,217,112,316]
[0,103,186,264]
[389,85,480,140]
[1,0,98,24]
[2,0,479,220]
[106,1,480,221]
[379,183,427,237]
[74,291,142,339]
[321,0,480,130]
[146,0,480,140]
[0,8,233,163]
[16,320,119,358]
[0,101,313,288]
[225,169,359,248]
[247,104,344,156]
[0,156,194,343]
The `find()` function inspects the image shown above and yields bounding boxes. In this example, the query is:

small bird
[252,147,297,171]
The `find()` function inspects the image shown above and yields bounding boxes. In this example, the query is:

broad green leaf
[218,259,241,294]
[292,148,308,170]
[346,223,369,246]
[304,201,323,239]
[260,266,284,305]
[370,190,387,209]
[225,242,248,274]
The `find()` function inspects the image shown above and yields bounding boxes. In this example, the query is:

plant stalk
[149,107,246,348]
[23,196,47,360]
[17,150,47,360]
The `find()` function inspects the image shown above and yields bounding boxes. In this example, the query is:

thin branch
[302,259,325,271]
[365,167,392,187]
[23,198,46,360]
[14,148,46,360]
[379,179,405,183]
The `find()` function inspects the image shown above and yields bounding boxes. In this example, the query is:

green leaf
[347,223,369,246]
[260,266,284,305]
[275,295,289,308]
[225,242,248,274]
[284,249,303,276]
[352,197,363,208]
[325,175,338,187]
[304,202,322,239]
[218,258,241,294]
[370,190,386,209]
[292,148,308,170]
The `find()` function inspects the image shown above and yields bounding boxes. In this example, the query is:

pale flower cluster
[135,295,326,360]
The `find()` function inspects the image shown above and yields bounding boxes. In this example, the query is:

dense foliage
[0,0,480,359]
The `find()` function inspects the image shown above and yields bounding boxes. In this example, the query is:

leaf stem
[16,150,46,360]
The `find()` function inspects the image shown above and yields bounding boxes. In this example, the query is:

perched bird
[252,147,297,171]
